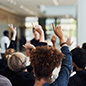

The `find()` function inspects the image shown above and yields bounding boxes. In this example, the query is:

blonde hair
[7,52,27,72]
[5,49,15,59]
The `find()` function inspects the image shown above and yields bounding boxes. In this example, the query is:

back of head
[3,30,9,36]
[71,48,86,69]
[82,43,86,50]
[7,52,27,72]
[30,46,64,80]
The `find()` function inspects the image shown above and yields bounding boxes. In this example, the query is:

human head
[71,48,86,69]
[33,28,40,40]
[5,49,16,59]
[30,46,64,81]
[3,30,9,37]
[7,52,27,72]
[82,43,86,51]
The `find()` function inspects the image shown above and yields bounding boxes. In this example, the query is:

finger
[23,45,27,49]
[52,23,55,30]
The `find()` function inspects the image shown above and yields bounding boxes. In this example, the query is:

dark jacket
[0,65,35,86]
[68,70,86,86]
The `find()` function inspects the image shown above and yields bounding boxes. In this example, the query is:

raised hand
[9,24,17,40]
[23,43,35,50]
[51,35,56,44]
[35,25,43,35]
[52,23,63,40]
[23,43,35,56]
[66,37,73,46]
[10,24,16,36]
[52,23,67,47]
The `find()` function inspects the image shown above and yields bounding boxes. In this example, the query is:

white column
[78,0,86,47]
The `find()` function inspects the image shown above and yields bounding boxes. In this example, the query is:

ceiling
[0,0,77,17]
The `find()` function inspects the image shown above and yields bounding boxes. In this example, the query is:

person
[1,30,10,59]
[0,52,35,86]
[0,24,16,70]
[68,48,86,86]
[29,23,72,86]
[24,24,47,57]
[7,52,34,86]
[0,75,12,86]
[28,24,46,46]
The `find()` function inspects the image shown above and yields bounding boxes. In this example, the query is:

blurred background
[0,0,85,51]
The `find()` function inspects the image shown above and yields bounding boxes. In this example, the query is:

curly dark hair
[71,48,86,69]
[30,46,65,80]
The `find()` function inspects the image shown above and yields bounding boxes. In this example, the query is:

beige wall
[0,9,25,26]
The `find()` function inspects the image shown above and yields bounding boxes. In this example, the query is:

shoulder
[0,75,12,86]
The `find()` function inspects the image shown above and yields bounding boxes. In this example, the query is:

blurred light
[13,2,17,5]
[7,0,10,1]
[10,0,14,3]
[20,5,24,8]
[52,0,59,6]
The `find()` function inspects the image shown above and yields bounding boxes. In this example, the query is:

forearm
[40,32,45,42]
[12,34,16,41]
[53,46,72,86]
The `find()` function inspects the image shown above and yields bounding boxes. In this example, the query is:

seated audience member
[0,52,34,86]
[68,48,86,86]
[29,23,72,86]
[0,75,12,86]
[82,42,86,51]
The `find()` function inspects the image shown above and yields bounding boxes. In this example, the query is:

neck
[23,69,27,72]
[35,37,39,40]
[34,79,46,86]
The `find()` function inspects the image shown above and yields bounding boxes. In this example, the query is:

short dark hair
[82,43,86,50]
[3,30,9,36]
[30,46,64,80]
[71,48,86,69]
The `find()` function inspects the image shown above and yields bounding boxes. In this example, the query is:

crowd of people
[0,23,86,86]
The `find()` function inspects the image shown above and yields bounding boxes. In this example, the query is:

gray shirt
[0,75,12,86]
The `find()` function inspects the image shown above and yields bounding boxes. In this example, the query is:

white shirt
[1,36,10,53]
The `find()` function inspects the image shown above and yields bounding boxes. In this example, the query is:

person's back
[1,36,10,53]
[1,30,10,58]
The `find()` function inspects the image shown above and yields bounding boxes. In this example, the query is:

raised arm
[51,34,57,49]
[52,23,72,86]
[34,25,45,42]
[8,24,17,49]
